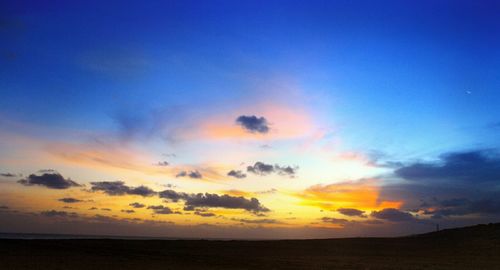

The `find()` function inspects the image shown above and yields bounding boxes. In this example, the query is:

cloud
[194,211,216,217]
[156,161,169,166]
[321,217,383,227]
[101,208,112,211]
[420,198,500,219]
[121,209,135,214]
[227,170,246,179]
[129,202,146,208]
[395,150,500,183]
[159,189,269,213]
[90,181,156,197]
[370,208,415,222]
[234,218,282,224]
[147,205,175,215]
[58,198,83,203]
[275,165,298,177]
[158,190,189,202]
[18,173,81,189]
[247,162,274,175]
[176,170,203,179]
[236,115,269,134]
[321,217,350,225]
[40,210,78,218]
[185,193,269,213]
[0,173,17,177]
[337,208,366,217]
[246,162,298,177]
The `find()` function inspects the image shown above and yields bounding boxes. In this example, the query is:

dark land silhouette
[1,223,499,269]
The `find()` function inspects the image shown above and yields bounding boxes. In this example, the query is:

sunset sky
[1,0,500,239]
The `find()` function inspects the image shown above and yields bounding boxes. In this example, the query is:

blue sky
[0,1,499,238]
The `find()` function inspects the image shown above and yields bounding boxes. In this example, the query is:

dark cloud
[395,150,500,183]
[275,165,298,177]
[18,173,80,189]
[176,170,202,179]
[235,218,281,224]
[121,209,135,214]
[247,162,298,177]
[156,161,169,166]
[185,193,269,213]
[321,217,350,225]
[371,208,415,222]
[421,198,500,219]
[158,190,189,202]
[247,162,274,175]
[194,211,216,217]
[40,210,78,218]
[337,208,366,217]
[0,173,17,177]
[227,170,246,179]
[176,171,187,177]
[58,198,83,203]
[147,205,174,215]
[101,208,112,211]
[158,189,269,213]
[0,205,9,209]
[236,115,269,134]
[188,171,202,179]
[89,207,98,210]
[90,181,156,197]
[129,202,146,208]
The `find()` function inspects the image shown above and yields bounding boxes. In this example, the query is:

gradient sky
[1,0,500,239]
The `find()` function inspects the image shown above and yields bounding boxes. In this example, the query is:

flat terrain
[1,223,500,270]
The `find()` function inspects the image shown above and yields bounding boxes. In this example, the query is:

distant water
[0,232,182,240]
[0,232,240,240]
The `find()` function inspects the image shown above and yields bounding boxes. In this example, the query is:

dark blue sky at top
[1,0,499,156]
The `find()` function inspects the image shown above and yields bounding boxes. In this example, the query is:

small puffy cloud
[147,205,174,215]
[129,202,146,208]
[194,211,216,217]
[247,162,274,175]
[121,209,135,214]
[176,170,203,179]
[337,208,366,217]
[156,161,169,166]
[18,173,80,189]
[58,198,83,203]
[90,181,156,197]
[227,170,246,179]
[236,115,269,134]
[247,162,298,177]
[370,208,415,222]
[274,165,298,177]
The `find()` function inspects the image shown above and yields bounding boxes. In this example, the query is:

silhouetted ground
[1,223,500,270]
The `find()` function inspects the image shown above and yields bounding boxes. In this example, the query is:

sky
[1,0,500,239]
